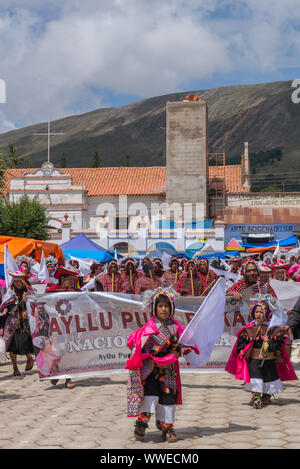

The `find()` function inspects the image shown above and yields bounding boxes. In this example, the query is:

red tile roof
[3,165,247,196]
[224,206,300,224]
[208,165,249,193]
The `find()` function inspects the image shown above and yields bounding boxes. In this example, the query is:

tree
[0,151,7,194]
[123,154,131,167]
[0,195,51,240]
[91,151,101,168]
[6,143,24,168]
[60,152,67,168]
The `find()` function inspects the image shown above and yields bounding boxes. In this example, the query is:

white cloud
[0,0,299,132]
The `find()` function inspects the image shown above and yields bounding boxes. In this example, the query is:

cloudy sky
[0,0,300,133]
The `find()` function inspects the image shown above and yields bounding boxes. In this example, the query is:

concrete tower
[166,95,208,221]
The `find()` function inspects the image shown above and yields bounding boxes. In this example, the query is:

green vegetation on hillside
[0,80,299,193]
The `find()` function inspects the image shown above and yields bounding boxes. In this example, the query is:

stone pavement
[1,358,300,449]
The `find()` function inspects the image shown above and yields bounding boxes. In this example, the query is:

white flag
[4,244,18,288]
[273,241,280,259]
[267,297,288,331]
[178,277,226,366]
[37,250,50,283]
[220,258,230,271]
[69,255,93,276]
[161,252,172,270]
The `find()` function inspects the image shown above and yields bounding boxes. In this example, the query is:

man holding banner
[45,265,81,389]
[226,258,277,302]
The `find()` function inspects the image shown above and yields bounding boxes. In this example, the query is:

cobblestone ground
[1,359,300,449]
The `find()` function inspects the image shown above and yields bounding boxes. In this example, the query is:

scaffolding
[207,151,226,220]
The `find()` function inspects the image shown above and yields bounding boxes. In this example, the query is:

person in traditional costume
[229,257,242,274]
[69,260,80,272]
[142,257,151,268]
[16,255,39,285]
[121,258,140,294]
[45,265,81,388]
[225,296,297,408]
[135,261,163,295]
[271,263,289,281]
[161,257,181,290]
[98,259,123,293]
[196,257,218,296]
[153,258,165,281]
[44,255,59,286]
[119,258,127,275]
[259,265,272,285]
[0,272,34,376]
[135,258,144,278]
[45,265,81,294]
[262,253,272,268]
[287,256,299,280]
[83,262,104,285]
[177,260,205,296]
[180,257,188,273]
[125,288,199,442]
[272,256,278,265]
[226,258,277,301]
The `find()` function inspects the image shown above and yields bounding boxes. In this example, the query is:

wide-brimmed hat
[54,265,80,279]
[8,271,31,280]
[90,262,103,271]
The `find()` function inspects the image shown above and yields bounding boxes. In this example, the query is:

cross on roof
[34,120,64,163]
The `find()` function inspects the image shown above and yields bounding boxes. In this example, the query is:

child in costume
[125,288,199,443]
[225,295,297,408]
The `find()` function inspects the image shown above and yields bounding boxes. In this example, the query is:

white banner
[26,283,294,380]
[27,292,208,380]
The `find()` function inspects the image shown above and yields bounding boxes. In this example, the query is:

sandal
[51,379,59,386]
[12,367,21,376]
[250,396,263,409]
[262,394,272,406]
[134,421,148,441]
[162,427,178,443]
[65,379,75,389]
[25,356,34,371]
[156,419,162,430]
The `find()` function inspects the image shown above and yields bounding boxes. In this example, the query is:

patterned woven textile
[135,275,162,294]
[127,368,144,417]
[142,319,178,394]
[100,273,124,292]
[177,272,205,296]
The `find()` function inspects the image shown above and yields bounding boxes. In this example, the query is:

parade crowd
[1,248,300,443]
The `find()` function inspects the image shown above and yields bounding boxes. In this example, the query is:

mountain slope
[0,81,299,185]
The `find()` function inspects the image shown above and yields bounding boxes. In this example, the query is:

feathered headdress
[142,287,179,317]
[249,293,277,321]
[16,255,34,268]
[45,255,58,266]
[241,258,259,276]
